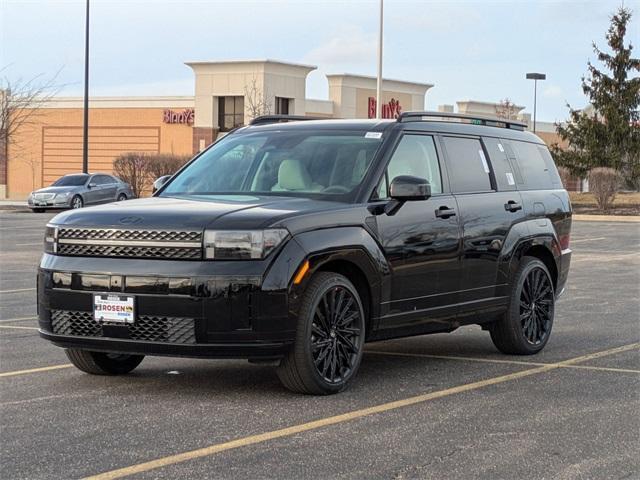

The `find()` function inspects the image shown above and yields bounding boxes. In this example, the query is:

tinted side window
[442,136,491,193]
[378,134,442,198]
[509,140,561,190]
[93,175,110,185]
[482,137,516,191]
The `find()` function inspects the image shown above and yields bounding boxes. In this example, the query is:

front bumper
[28,197,71,209]
[37,248,304,359]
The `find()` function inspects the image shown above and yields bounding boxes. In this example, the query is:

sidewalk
[573,214,640,223]
[0,200,30,212]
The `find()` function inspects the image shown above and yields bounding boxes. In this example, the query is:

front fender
[262,226,389,333]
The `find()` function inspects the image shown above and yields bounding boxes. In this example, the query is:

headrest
[278,159,312,191]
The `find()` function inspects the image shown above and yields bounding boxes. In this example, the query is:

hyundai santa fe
[38,112,572,394]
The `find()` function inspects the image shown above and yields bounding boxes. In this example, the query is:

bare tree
[22,155,41,191]
[244,77,272,120]
[495,98,518,120]
[1,69,62,168]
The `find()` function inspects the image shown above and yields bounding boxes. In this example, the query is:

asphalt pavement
[0,211,638,480]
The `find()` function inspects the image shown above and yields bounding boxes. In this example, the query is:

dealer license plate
[94,294,135,324]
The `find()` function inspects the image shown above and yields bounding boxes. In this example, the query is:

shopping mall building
[0,59,561,199]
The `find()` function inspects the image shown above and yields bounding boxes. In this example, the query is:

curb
[573,214,640,223]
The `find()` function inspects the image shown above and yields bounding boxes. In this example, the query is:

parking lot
[0,211,638,480]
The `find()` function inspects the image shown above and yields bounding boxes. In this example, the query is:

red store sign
[368,97,402,119]
[163,108,194,125]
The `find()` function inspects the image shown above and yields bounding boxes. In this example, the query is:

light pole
[82,0,90,174]
[526,72,545,133]
[375,0,383,119]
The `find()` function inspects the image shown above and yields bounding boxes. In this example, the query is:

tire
[65,348,144,375]
[71,195,83,209]
[31,208,45,213]
[117,193,127,201]
[277,272,366,395]
[490,256,555,355]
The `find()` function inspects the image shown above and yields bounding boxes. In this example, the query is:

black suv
[38,112,572,394]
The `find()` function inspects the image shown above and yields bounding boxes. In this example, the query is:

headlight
[44,225,58,253]
[55,192,70,199]
[203,229,289,260]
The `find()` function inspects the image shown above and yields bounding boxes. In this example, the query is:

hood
[33,186,82,195]
[49,195,355,232]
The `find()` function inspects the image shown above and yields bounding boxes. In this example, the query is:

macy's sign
[368,97,402,119]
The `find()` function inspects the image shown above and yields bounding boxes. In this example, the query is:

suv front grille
[58,228,202,243]
[57,243,202,259]
[50,310,197,344]
[55,227,203,260]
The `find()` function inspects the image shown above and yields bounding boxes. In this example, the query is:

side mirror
[385,175,431,216]
[88,182,97,189]
[152,175,172,194]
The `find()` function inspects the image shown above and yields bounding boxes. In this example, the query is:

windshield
[160,130,382,199]
[52,175,88,186]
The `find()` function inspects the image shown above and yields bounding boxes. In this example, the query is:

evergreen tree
[553,7,640,189]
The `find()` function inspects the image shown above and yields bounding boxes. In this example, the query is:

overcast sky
[2,0,637,121]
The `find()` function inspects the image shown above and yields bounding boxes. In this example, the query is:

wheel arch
[499,219,562,292]
[285,226,389,338]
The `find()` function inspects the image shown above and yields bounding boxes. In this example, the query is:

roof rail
[249,115,328,126]
[397,111,527,131]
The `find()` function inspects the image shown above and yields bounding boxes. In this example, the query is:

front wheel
[70,195,83,209]
[277,272,366,395]
[65,349,144,375]
[490,256,555,355]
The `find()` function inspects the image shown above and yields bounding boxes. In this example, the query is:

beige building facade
[2,59,435,199]
[2,58,564,199]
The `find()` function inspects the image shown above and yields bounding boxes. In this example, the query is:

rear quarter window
[505,140,562,190]
[482,137,516,191]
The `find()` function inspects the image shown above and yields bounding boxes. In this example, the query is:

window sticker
[506,172,515,185]
[497,143,505,152]
[478,149,490,174]
[365,132,382,139]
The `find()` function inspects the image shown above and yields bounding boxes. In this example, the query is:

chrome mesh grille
[57,243,202,260]
[58,228,202,242]
[34,193,56,201]
[50,310,196,344]
[55,227,203,260]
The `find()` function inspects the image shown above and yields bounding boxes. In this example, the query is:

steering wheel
[322,185,350,194]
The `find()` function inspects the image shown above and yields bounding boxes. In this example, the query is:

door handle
[435,206,456,219]
[504,200,522,212]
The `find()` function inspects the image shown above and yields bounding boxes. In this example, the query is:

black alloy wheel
[311,284,363,385]
[277,272,365,394]
[490,256,555,355]
[520,266,554,345]
[117,193,127,201]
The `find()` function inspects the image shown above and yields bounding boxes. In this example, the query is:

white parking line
[571,237,606,243]
[0,325,39,331]
[0,288,36,294]
[0,317,37,323]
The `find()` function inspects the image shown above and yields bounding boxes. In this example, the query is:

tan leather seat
[272,159,323,192]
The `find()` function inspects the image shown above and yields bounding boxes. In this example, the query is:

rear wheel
[117,193,127,201]
[71,195,83,209]
[490,256,555,355]
[65,349,144,375]
[277,272,365,394]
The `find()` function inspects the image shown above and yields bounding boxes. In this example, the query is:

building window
[275,97,290,115]
[218,96,244,132]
